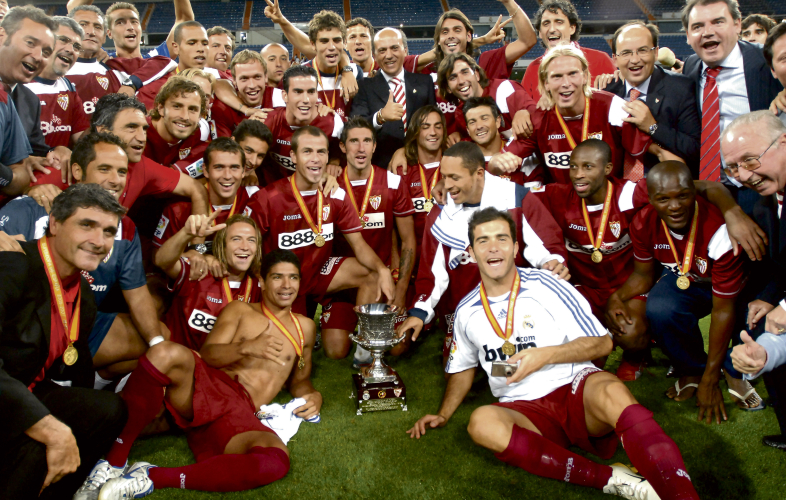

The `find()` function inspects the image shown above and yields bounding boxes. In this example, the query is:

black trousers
[763,362,786,436]
[0,382,127,500]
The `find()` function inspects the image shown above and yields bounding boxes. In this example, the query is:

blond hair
[537,45,593,108]
[213,214,263,277]
[229,49,268,79]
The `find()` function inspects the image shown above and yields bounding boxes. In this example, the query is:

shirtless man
[79,249,320,498]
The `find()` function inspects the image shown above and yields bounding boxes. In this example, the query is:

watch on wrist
[648,123,658,135]
[341,65,353,73]
[121,77,135,90]
[188,243,208,254]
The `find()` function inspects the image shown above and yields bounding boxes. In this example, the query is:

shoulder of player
[328,186,348,201]
[630,204,657,231]
[589,89,617,104]
[119,215,137,241]
[455,283,482,316]
[377,167,402,189]
[224,299,260,321]
[293,312,317,339]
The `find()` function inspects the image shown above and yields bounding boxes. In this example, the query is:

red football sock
[495,425,612,490]
[105,355,170,467]
[615,404,700,500]
[148,447,290,491]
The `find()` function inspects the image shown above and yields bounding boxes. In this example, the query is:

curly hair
[308,10,346,44]
[533,0,582,48]
[436,53,489,100]
[150,76,207,120]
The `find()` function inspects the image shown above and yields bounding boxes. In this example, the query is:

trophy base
[350,373,407,415]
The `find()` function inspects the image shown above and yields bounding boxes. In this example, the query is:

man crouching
[78,249,320,498]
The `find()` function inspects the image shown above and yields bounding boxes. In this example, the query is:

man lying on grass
[76,248,321,498]
[407,207,699,500]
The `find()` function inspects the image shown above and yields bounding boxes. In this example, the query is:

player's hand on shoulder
[445,131,462,147]
[489,152,522,174]
[205,254,229,278]
[541,259,569,280]
[0,231,25,253]
[593,71,620,90]
[536,94,553,111]
[316,102,333,117]
[407,414,447,439]
[293,391,323,420]
[342,70,358,103]
[188,252,210,281]
[511,110,533,139]
[387,147,407,174]
[27,184,62,214]
[240,321,286,365]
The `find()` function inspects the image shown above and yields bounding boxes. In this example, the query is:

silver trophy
[349,304,407,414]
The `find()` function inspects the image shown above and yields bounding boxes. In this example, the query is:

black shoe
[762,435,786,450]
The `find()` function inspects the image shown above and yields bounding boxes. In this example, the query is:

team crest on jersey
[609,220,621,239]
[57,94,69,110]
[695,257,708,274]
[588,132,603,140]
[322,312,331,323]
[179,147,191,160]
[369,195,381,210]
[522,315,534,329]
[96,75,109,90]
[322,205,330,221]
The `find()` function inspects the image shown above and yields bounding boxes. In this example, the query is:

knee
[145,341,191,374]
[467,406,505,448]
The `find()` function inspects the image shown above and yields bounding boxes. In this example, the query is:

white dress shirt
[625,75,652,102]
[372,68,406,129]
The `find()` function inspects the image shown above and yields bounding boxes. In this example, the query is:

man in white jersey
[408,207,700,500]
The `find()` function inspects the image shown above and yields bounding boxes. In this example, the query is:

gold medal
[581,181,614,265]
[343,167,375,229]
[314,233,325,247]
[424,200,433,213]
[298,356,305,370]
[554,96,591,149]
[676,275,690,290]
[262,302,306,370]
[501,341,516,356]
[661,202,699,293]
[591,250,603,263]
[359,217,366,228]
[63,344,78,365]
[290,175,326,249]
[418,163,440,215]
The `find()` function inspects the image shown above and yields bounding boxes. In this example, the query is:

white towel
[256,398,320,444]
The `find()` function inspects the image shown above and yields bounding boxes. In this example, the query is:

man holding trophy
[407,207,700,500]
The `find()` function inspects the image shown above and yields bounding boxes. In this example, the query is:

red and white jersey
[153,186,260,247]
[120,156,182,209]
[453,79,535,140]
[411,172,567,323]
[25,77,89,149]
[144,116,212,178]
[533,178,649,291]
[483,142,543,188]
[262,107,343,183]
[398,161,441,250]
[332,167,415,266]
[211,86,285,137]
[631,196,746,298]
[303,60,363,119]
[246,176,362,289]
[165,258,261,350]
[67,56,175,115]
[505,90,651,185]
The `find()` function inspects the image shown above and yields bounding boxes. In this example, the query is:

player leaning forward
[78,249,320,498]
[409,207,699,500]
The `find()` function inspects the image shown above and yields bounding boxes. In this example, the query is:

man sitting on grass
[78,249,321,497]
[408,207,700,500]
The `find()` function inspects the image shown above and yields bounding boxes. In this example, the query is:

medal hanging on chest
[480,275,521,357]
[290,175,326,247]
[661,201,699,291]
[39,237,82,366]
[580,181,614,264]
[343,167,375,228]
[418,164,440,214]
[262,302,306,369]
[222,275,253,303]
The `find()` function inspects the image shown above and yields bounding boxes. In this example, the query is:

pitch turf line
[130,319,784,499]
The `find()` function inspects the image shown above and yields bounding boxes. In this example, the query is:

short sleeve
[334,194,363,234]
[445,309,480,374]
[167,257,191,295]
[392,176,415,217]
[630,210,654,262]
[0,197,46,241]
[118,229,147,290]
[138,160,181,198]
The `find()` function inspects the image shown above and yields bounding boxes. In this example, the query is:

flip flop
[728,383,766,411]
[667,380,699,400]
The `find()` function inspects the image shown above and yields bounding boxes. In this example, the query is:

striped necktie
[700,66,723,181]
[623,88,645,182]
[391,77,407,131]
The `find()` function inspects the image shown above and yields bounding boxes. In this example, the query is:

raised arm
[500,0,537,63]
[264,0,316,59]
[154,211,225,279]
[172,173,210,218]
[167,0,196,58]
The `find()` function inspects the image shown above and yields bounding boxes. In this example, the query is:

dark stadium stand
[349,0,444,28]
[574,0,646,21]
[446,0,541,21]
[249,0,345,27]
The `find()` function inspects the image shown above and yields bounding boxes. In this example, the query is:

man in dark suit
[0,184,128,498]
[351,28,435,169]
[603,22,701,176]
[722,110,786,450]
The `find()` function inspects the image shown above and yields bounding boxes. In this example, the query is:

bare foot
[665,375,701,401]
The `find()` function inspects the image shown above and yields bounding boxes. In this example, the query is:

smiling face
[205,150,244,204]
[468,218,518,282]
[104,108,148,163]
[44,25,82,79]
[770,34,786,87]
[292,133,329,187]
[49,206,119,273]
[741,22,768,44]
[175,25,209,70]
[72,10,105,57]
[441,155,483,205]
[313,27,344,71]
[263,261,301,308]
[157,91,201,141]
[0,18,54,84]
[347,24,373,66]
[614,25,657,88]
[223,222,258,274]
[262,44,290,85]
[544,55,587,115]
[340,126,376,172]
[439,18,472,56]
[73,142,128,199]
[208,33,233,71]
[569,146,612,200]
[465,105,500,149]
[107,8,141,53]
[722,127,786,196]
[417,112,444,155]
[283,75,318,125]
[236,135,269,172]
[234,60,266,107]
[447,59,482,101]
[375,29,406,77]
[539,9,575,48]
[648,175,696,231]
[686,2,741,68]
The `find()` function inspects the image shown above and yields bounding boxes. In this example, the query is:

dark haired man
[764,23,786,126]
[232,119,273,184]
[408,206,700,500]
[206,25,235,76]
[346,17,376,77]
[0,183,128,499]
[741,14,776,44]
[521,0,616,100]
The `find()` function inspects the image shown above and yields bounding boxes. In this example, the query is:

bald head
[261,43,290,85]
[647,161,694,195]
[647,161,697,231]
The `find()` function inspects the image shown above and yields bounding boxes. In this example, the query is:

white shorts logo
[320,256,343,275]
[545,152,571,169]
[187,309,217,334]
[278,223,334,250]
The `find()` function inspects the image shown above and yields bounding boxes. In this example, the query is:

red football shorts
[292,256,346,316]
[493,367,618,460]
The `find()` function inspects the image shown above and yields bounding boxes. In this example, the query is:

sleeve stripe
[431,223,467,249]
[456,285,481,311]
[535,272,604,337]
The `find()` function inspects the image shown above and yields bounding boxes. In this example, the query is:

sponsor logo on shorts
[676,469,691,481]
[180,473,186,489]
[609,220,621,239]
[571,367,601,394]
[369,195,382,211]
[320,256,343,275]
[321,312,331,324]
[564,457,574,482]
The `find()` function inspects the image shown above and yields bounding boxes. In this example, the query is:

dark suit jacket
[351,70,436,169]
[11,83,50,157]
[748,196,786,306]
[606,65,701,175]
[0,240,96,444]
[683,41,784,113]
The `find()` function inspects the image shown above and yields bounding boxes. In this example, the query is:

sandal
[667,380,699,400]
[728,382,766,411]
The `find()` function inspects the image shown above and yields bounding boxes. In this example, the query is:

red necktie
[391,77,407,131]
[623,89,644,182]
[700,67,722,181]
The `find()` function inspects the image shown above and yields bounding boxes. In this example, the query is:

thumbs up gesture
[731,331,768,375]
[380,90,405,123]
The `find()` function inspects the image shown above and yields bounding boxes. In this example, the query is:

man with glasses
[599,22,701,178]
[723,110,786,450]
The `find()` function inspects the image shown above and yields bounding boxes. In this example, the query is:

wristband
[0,161,12,187]
[148,335,165,347]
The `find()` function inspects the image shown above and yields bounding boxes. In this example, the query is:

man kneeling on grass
[408,207,699,500]
[78,249,321,498]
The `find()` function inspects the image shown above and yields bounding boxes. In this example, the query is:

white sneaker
[98,462,155,500]
[73,459,126,500]
[603,464,661,500]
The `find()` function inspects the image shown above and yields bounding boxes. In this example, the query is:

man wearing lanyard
[609,161,758,424]
[407,207,699,500]
[0,184,128,498]
[81,250,320,497]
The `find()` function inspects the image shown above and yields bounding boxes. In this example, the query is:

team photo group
[0,0,785,498]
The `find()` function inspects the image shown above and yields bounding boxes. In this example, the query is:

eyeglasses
[614,47,656,60]
[57,35,82,54]
[723,136,780,176]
